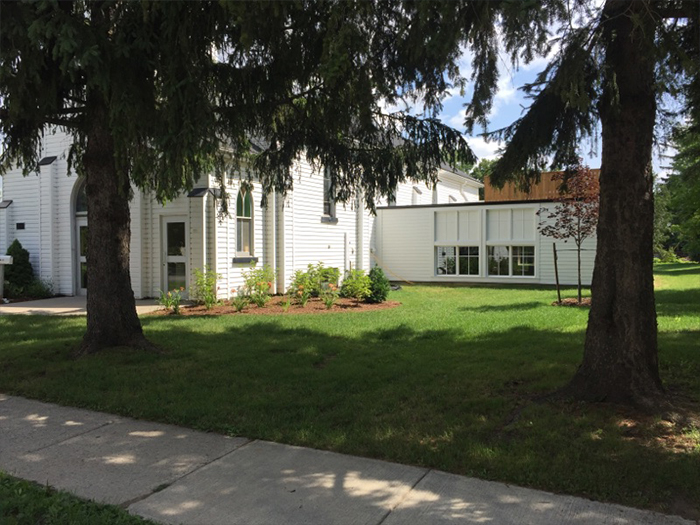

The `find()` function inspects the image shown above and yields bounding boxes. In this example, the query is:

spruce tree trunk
[563,0,665,408]
[78,98,152,355]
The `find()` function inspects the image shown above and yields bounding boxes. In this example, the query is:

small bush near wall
[242,264,276,307]
[191,266,221,309]
[367,267,390,303]
[340,269,371,302]
[24,279,53,299]
[5,240,34,289]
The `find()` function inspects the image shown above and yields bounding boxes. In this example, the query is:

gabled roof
[438,163,483,187]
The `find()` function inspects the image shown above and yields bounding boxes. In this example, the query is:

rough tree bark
[78,96,153,355]
[562,0,666,409]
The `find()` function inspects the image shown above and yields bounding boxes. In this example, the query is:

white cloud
[448,109,467,130]
[466,136,503,160]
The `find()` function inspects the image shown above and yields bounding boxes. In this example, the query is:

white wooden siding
[376,202,595,286]
[537,203,595,286]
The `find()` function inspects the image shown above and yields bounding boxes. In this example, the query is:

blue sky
[434,46,675,176]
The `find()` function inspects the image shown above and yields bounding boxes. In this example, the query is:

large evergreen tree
[0,1,475,354]
[665,126,700,261]
[472,0,699,408]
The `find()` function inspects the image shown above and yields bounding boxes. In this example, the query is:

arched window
[236,189,253,255]
[75,179,88,215]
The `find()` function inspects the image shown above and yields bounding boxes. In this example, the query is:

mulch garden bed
[149,296,401,316]
[553,297,591,307]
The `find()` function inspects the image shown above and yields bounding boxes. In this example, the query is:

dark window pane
[80,262,87,289]
[75,182,88,214]
[458,246,479,275]
[469,255,479,275]
[513,246,535,276]
[244,192,252,217]
[323,168,335,216]
[488,246,509,276]
[167,222,186,256]
[79,226,88,257]
[236,192,243,216]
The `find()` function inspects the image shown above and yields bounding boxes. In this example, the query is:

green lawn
[0,473,153,525]
[0,263,698,518]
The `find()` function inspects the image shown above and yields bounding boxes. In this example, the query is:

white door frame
[75,216,88,296]
[161,216,189,294]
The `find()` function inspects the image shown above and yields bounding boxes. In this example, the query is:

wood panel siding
[484,170,600,202]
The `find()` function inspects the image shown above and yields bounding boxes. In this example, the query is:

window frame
[323,167,336,218]
[486,244,536,278]
[236,188,254,256]
[435,245,480,277]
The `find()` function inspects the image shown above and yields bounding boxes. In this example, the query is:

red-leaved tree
[538,164,600,303]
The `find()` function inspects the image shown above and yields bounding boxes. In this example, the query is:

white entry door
[162,217,188,293]
[76,217,88,296]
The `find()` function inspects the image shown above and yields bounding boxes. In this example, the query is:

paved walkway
[0,296,162,316]
[0,394,691,524]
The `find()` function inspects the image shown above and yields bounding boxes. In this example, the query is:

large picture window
[436,246,479,276]
[236,189,253,255]
[488,245,535,277]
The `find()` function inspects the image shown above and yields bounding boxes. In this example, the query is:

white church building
[0,129,594,299]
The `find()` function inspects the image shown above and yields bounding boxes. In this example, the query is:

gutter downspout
[276,192,286,294]
[267,192,277,294]
[211,192,218,297]
[355,192,364,271]
[459,180,471,202]
[202,192,208,271]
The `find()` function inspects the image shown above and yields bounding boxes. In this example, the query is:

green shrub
[3,281,23,299]
[5,240,34,289]
[656,249,682,263]
[307,263,340,296]
[288,263,340,304]
[191,266,220,309]
[242,264,275,307]
[367,266,390,303]
[340,269,371,302]
[24,278,54,299]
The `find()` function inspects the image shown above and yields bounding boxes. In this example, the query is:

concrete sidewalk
[0,296,162,316]
[0,394,691,525]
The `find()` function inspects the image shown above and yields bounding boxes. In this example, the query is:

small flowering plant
[320,282,339,310]
[242,264,276,308]
[281,295,292,312]
[230,287,249,312]
[158,287,184,314]
[296,284,311,307]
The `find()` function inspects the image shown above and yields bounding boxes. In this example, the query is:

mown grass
[0,473,153,524]
[0,263,698,518]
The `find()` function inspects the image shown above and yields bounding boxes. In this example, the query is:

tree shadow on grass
[653,264,700,276]
[457,302,544,313]
[0,316,699,518]
[655,287,700,317]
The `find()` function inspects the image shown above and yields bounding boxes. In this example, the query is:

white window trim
[486,244,537,278]
[236,189,254,256]
[435,245,481,277]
